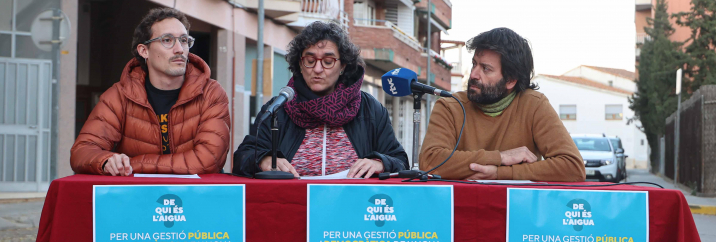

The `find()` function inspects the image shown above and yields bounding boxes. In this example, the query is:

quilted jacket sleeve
[70,85,126,175]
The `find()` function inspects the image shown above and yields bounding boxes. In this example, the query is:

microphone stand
[411,92,423,170]
[402,91,444,181]
[254,112,295,179]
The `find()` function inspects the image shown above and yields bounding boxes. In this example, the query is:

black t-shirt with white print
[145,78,180,154]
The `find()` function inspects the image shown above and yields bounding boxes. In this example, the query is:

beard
[165,66,186,76]
[164,55,188,76]
[467,78,509,105]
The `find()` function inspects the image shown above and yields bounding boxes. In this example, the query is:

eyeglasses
[301,56,339,69]
[144,34,195,49]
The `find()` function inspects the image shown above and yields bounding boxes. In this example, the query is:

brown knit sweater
[419,90,585,181]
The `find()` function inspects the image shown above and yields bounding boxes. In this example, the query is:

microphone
[381,68,452,97]
[253,86,298,180]
[264,86,295,116]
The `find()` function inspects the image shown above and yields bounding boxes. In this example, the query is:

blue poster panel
[508,188,648,242]
[93,185,245,242]
[308,184,453,242]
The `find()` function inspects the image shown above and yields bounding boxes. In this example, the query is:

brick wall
[415,0,452,29]
[347,0,452,90]
[350,25,451,90]
[430,56,451,90]
[431,31,441,53]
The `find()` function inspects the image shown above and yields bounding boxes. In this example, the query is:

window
[559,105,576,120]
[608,80,613,87]
[605,104,623,120]
[572,138,612,152]
[385,2,398,25]
[353,0,376,26]
[609,138,623,150]
[0,0,60,59]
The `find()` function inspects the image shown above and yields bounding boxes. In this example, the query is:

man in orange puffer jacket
[70,8,230,176]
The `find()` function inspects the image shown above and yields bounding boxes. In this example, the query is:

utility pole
[674,68,682,185]
[255,0,265,118]
[50,9,62,180]
[411,0,433,170]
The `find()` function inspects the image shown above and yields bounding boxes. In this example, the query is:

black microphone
[265,86,295,115]
[381,68,452,97]
[253,86,298,180]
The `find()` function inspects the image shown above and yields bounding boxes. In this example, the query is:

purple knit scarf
[284,75,363,129]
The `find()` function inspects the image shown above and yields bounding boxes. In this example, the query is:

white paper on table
[299,169,363,180]
[133,174,201,179]
[468,180,535,184]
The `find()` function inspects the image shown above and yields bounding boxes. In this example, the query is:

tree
[629,0,685,170]
[673,0,716,90]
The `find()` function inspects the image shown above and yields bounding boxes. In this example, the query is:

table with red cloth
[36,174,700,242]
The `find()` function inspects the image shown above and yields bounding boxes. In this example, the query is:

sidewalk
[627,169,716,215]
[0,192,45,242]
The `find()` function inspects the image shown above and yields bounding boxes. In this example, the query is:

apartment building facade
[634,0,691,77]
[534,66,649,169]
[0,0,452,191]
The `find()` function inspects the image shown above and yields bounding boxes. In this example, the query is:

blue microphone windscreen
[381,68,417,97]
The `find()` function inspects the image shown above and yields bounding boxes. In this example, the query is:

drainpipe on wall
[256,0,265,117]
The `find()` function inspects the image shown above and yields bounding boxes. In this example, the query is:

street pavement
[0,199,43,242]
[694,214,716,242]
[627,169,716,207]
[0,169,714,241]
[627,169,716,242]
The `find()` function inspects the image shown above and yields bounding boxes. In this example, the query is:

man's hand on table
[104,153,133,176]
[499,146,538,166]
[260,156,299,177]
[467,163,497,180]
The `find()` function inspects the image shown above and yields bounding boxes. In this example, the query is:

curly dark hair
[466,27,538,92]
[286,21,364,85]
[131,8,191,72]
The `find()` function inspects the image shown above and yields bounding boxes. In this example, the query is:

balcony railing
[425,49,451,70]
[300,0,339,19]
[636,33,652,44]
[293,0,348,30]
[354,18,422,51]
[450,62,462,74]
[441,0,452,8]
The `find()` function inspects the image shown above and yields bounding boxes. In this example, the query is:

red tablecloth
[36,174,700,242]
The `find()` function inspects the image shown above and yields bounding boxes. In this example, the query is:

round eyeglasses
[144,34,195,49]
[301,56,339,69]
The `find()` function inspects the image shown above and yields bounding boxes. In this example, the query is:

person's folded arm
[419,98,501,180]
[132,82,231,174]
[70,86,125,175]
[496,97,585,182]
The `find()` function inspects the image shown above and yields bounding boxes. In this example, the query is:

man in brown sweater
[419,28,585,181]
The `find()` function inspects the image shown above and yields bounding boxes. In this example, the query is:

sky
[442,0,636,76]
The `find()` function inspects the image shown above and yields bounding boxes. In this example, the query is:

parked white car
[607,136,628,182]
[571,134,620,182]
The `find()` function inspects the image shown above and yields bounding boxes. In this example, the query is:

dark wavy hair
[131,8,191,72]
[286,21,364,85]
[466,27,537,92]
